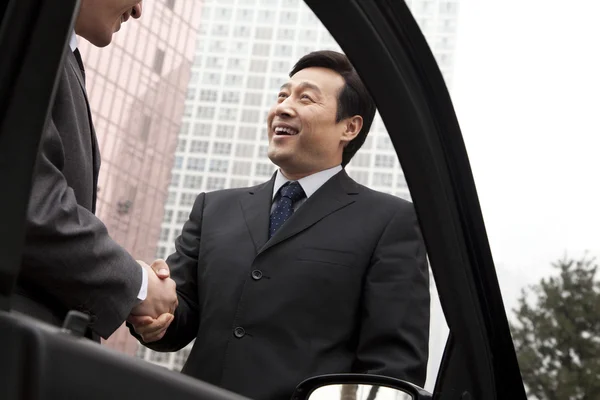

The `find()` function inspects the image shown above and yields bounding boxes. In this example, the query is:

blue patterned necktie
[269,181,306,239]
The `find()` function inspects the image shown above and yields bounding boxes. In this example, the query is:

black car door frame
[305,0,526,398]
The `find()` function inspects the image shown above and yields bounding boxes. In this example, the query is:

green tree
[511,255,600,400]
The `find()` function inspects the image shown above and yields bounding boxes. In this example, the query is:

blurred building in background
[140,0,460,391]
[78,0,201,355]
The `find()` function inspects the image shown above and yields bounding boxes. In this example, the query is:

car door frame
[305,0,526,398]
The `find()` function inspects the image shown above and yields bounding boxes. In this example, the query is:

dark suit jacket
[12,48,142,339]
[142,170,430,399]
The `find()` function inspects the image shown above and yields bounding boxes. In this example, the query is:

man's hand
[131,259,178,318]
[128,313,173,342]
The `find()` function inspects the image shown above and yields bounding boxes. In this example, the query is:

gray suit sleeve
[353,203,430,386]
[21,119,142,339]
[133,193,204,352]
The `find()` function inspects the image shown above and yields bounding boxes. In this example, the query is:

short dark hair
[290,50,376,167]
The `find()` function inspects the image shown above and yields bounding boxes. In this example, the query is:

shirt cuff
[137,264,148,302]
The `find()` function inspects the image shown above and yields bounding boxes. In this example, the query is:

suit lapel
[66,51,101,212]
[239,176,276,254]
[258,170,359,255]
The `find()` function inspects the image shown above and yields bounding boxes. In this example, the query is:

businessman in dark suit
[131,51,430,399]
[13,0,178,341]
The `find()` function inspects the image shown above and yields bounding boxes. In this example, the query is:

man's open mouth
[274,127,299,136]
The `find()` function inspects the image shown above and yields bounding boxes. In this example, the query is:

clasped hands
[128,259,178,343]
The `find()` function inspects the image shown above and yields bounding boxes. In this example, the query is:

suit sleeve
[132,193,204,352]
[352,202,430,387]
[20,119,142,339]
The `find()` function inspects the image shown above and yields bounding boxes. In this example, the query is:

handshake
[127,259,178,343]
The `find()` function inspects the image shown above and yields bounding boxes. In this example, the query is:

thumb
[151,258,170,279]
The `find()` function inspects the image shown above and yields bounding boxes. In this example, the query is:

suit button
[251,270,263,280]
[233,327,246,338]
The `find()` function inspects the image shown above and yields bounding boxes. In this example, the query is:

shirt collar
[272,165,343,200]
[69,31,78,52]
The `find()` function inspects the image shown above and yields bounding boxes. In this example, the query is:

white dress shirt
[271,165,343,212]
[68,30,148,302]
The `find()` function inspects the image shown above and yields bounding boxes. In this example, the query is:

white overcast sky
[450,0,600,314]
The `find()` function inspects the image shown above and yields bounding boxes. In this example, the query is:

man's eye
[301,94,313,101]
[278,92,288,98]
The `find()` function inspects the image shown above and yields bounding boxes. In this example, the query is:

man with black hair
[131,50,430,400]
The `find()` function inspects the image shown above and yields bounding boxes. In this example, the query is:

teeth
[274,126,298,135]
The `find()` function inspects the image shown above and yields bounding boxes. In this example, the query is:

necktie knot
[279,181,305,203]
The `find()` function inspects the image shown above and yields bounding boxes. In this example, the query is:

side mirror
[291,374,432,400]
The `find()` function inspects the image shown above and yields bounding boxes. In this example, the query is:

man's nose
[132,2,143,19]
[275,98,295,118]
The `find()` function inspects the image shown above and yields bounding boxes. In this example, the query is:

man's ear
[341,115,363,146]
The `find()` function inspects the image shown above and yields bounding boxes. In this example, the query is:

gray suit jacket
[13,48,142,339]
[141,170,430,400]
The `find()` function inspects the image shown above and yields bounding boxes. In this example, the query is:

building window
[159,228,170,242]
[255,27,273,40]
[193,123,211,136]
[206,57,223,68]
[163,209,173,223]
[234,26,251,37]
[244,92,263,107]
[221,91,241,103]
[258,145,269,157]
[200,90,218,102]
[236,8,254,21]
[274,44,292,57]
[183,176,203,190]
[255,162,275,177]
[170,173,181,187]
[211,24,229,36]
[235,144,255,158]
[190,140,209,154]
[247,76,265,90]
[271,60,289,73]
[186,157,206,171]
[225,74,244,87]
[176,211,188,224]
[230,179,249,188]
[202,72,221,85]
[213,142,232,155]
[216,125,235,138]
[375,154,395,168]
[280,11,298,25]
[277,28,295,40]
[350,153,371,168]
[209,159,229,173]
[206,177,226,191]
[197,107,215,119]
[241,109,260,123]
[232,161,252,176]
[153,48,165,74]
[373,172,393,187]
[180,193,196,207]
[174,156,183,169]
[140,114,152,142]
[250,59,268,73]
[165,0,175,11]
[252,43,271,57]
[227,58,245,71]
[166,191,177,205]
[219,108,238,121]
[176,139,187,153]
[238,126,257,140]
[215,7,233,21]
